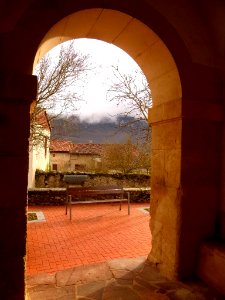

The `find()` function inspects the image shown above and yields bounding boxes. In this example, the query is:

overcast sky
[44,38,146,122]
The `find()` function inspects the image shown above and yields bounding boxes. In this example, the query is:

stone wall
[28,188,150,205]
[29,172,151,205]
[35,172,150,188]
[28,189,66,206]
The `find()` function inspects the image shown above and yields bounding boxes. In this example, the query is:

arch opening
[31,8,183,279]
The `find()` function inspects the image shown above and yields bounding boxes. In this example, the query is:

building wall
[28,128,50,188]
[70,154,101,171]
[50,152,101,172]
[50,152,71,171]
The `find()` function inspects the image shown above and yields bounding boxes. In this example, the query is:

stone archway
[1,2,224,298]
[34,8,182,279]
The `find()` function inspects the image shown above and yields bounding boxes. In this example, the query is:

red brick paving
[26,203,151,276]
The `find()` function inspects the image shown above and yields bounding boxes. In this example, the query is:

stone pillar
[148,98,182,279]
[0,71,37,299]
[148,95,224,280]
[179,100,223,278]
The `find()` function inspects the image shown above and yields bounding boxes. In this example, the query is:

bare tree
[101,139,149,174]
[30,40,91,147]
[137,142,151,174]
[107,66,152,142]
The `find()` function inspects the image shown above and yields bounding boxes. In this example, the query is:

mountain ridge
[50,115,146,144]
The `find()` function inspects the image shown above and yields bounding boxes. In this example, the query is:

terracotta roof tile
[36,111,51,131]
[50,140,74,152]
[50,140,103,155]
[70,144,103,155]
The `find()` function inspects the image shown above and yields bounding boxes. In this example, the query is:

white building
[28,111,51,188]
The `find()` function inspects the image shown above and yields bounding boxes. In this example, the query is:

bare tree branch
[30,40,91,147]
[107,65,152,142]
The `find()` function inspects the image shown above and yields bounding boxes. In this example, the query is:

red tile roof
[50,140,74,152]
[71,143,103,155]
[36,110,51,131]
[50,140,103,155]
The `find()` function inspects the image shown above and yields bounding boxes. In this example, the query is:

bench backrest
[67,185,124,197]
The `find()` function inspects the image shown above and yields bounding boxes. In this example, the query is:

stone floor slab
[26,272,56,287]
[56,262,112,287]
[107,257,146,272]
[27,285,75,300]
[167,288,203,300]
[103,285,141,300]
[26,257,221,300]
[111,269,134,280]
[77,281,106,300]
[138,263,167,282]
[133,283,170,300]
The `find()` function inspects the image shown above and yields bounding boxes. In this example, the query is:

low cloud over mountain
[50,115,146,144]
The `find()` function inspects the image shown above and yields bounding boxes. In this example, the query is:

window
[52,164,57,171]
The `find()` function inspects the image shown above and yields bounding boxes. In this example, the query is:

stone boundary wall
[35,172,150,188]
[28,188,150,205]
[30,173,151,205]
[28,189,66,206]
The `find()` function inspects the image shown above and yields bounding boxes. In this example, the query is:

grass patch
[27,211,45,222]
[28,212,38,221]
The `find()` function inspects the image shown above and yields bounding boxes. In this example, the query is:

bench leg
[65,196,68,215]
[128,192,130,215]
[69,195,72,221]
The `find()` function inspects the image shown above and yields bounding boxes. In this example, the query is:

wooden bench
[65,185,130,220]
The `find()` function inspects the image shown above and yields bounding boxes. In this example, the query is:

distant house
[28,110,51,187]
[50,140,103,172]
